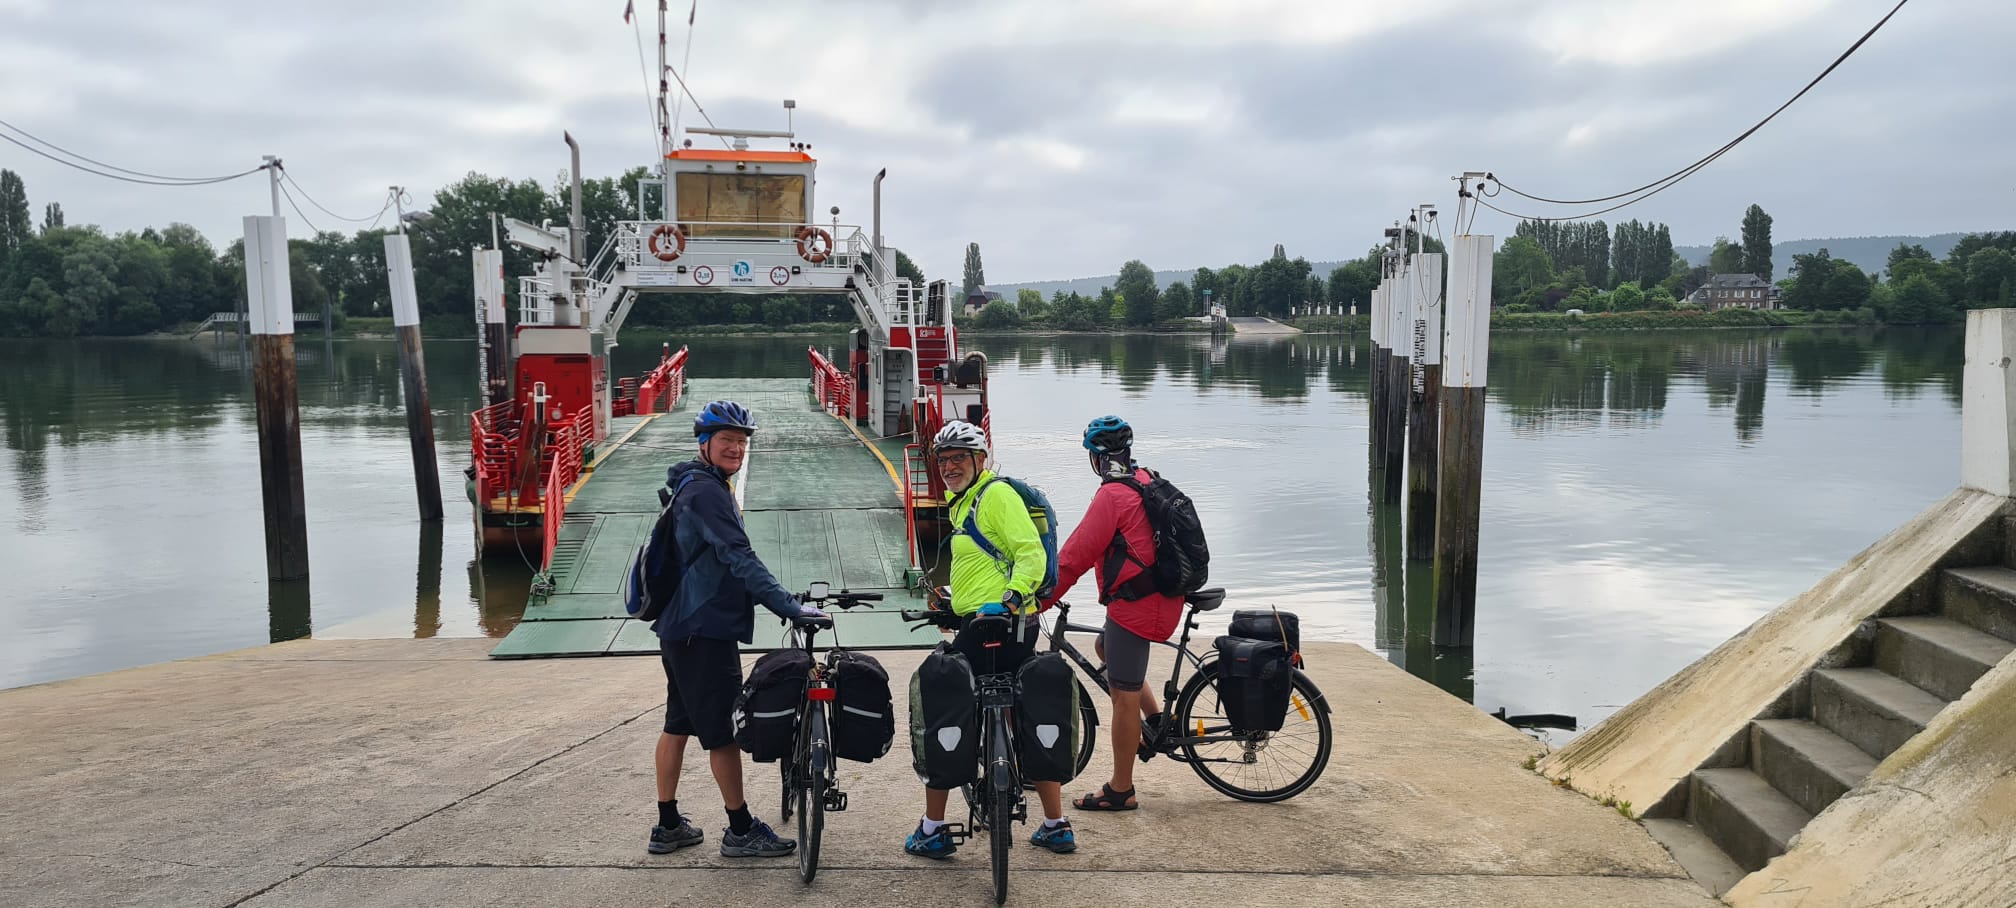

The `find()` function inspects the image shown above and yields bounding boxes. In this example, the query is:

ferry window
[675,173,806,238]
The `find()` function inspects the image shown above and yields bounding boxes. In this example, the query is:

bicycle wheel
[797,710,828,884]
[1071,678,1099,780]
[1174,665,1332,803]
[987,714,1016,905]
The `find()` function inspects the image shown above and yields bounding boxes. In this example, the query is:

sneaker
[647,818,703,854]
[1029,820,1077,854]
[719,819,796,857]
[904,822,958,859]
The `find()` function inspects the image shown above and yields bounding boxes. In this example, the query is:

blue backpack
[623,472,705,622]
[958,476,1060,602]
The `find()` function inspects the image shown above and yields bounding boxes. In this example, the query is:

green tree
[1740,204,1774,280]
[1494,235,1554,300]
[1115,259,1159,326]
[1964,247,2016,308]
[1882,274,1957,324]
[1160,280,1194,321]
[0,169,30,264]
[41,201,64,233]
[1643,285,1677,311]
[974,301,1020,329]
[408,172,548,319]
[895,249,924,286]
[962,242,985,298]
[1190,266,1217,303]
[1609,281,1646,312]
[1326,260,1377,312]
[1708,238,1743,274]
[1016,288,1049,321]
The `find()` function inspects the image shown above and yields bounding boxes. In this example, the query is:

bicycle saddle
[1184,588,1226,611]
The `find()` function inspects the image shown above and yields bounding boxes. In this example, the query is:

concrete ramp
[1226,316,1302,335]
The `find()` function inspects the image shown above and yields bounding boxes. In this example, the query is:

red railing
[470,399,519,506]
[807,347,853,418]
[635,345,690,415]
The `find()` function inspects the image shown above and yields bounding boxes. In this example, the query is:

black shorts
[952,614,1038,677]
[1101,619,1153,692]
[661,634,743,750]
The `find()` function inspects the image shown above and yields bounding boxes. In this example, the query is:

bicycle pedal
[941,823,971,843]
[824,790,848,812]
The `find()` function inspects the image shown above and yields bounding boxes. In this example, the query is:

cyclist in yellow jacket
[904,420,1076,858]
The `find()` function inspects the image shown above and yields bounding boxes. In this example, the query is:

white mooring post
[1407,252,1445,562]
[1433,234,1493,647]
[1371,278,1390,468]
[243,214,310,581]
[1961,309,2016,497]
[1382,260,1411,504]
[387,233,443,520]
[472,248,508,409]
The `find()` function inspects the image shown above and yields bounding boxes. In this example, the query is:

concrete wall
[1540,488,2006,813]
[1724,651,2016,907]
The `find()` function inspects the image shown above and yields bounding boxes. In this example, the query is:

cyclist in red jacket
[1044,415,1183,812]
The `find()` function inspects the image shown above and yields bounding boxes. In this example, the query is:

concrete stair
[1654,551,2016,894]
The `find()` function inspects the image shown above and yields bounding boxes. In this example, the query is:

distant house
[1689,273,1779,311]
[962,290,1002,316]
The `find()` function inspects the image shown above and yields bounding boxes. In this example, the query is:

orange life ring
[647,224,685,262]
[796,226,833,264]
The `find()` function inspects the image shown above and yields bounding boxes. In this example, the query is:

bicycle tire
[1070,678,1099,780]
[990,718,1015,906]
[1174,664,1332,803]
[798,709,828,884]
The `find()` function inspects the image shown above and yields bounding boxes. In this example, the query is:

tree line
[0,167,925,337]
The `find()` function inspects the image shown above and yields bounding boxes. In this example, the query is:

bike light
[809,687,836,701]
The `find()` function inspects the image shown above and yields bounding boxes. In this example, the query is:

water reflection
[1370,492,1476,704]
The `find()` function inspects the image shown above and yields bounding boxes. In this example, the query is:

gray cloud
[1,0,2009,285]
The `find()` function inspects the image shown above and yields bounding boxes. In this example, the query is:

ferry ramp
[490,378,923,659]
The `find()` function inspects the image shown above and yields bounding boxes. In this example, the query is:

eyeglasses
[934,452,976,466]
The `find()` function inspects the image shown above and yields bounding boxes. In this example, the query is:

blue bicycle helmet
[1082,415,1133,455]
[694,400,757,444]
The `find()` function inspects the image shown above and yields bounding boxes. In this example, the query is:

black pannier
[1228,609,1300,661]
[1014,651,1081,783]
[733,648,809,763]
[1212,636,1293,732]
[909,642,979,788]
[829,649,895,763]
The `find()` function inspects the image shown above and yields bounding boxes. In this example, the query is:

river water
[0,328,1964,740]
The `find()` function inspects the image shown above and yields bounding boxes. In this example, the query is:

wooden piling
[473,249,509,408]
[1407,253,1445,561]
[1382,263,1410,504]
[387,233,443,521]
[1369,280,1388,466]
[242,215,310,581]
[1433,235,1494,647]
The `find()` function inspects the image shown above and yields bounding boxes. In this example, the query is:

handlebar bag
[733,648,810,763]
[909,642,979,788]
[830,649,895,763]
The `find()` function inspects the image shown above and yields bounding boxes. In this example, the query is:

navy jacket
[646,460,799,643]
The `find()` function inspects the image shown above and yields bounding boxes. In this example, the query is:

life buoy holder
[647,224,686,262]
[796,226,833,265]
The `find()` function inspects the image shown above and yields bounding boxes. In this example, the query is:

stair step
[1642,818,1749,897]
[1874,616,2015,702]
[1940,567,2016,643]
[1750,719,1877,816]
[1811,667,1945,761]
[1689,768,1812,873]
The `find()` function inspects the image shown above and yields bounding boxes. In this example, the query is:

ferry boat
[468,117,984,657]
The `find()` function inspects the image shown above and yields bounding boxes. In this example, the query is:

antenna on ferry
[656,0,671,157]
[784,99,796,135]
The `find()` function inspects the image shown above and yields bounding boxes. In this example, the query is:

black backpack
[829,649,895,763]
[1103,468,1210,601]
[733,648,809,763]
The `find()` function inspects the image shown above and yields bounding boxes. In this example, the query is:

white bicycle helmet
[933,420,989,453]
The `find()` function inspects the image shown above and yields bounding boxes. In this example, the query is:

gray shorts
[1102,619,1153,692]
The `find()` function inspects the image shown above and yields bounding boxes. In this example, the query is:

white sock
[921,817,945,835]
[1043,817,1067,828]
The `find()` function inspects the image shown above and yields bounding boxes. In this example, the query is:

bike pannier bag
[1014,651,1081,783]
[1228,609,1300,661]
[1212,636,1293,732]
[733,648,810,763]
[829,649,895,763]
[909,642,979,788]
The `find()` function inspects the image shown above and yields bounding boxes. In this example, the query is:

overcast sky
[1,0,2009,283]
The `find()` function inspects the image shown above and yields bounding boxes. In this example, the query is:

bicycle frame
[1043,600,1209,715]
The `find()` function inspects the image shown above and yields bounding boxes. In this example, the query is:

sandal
[1074,783,1139,811]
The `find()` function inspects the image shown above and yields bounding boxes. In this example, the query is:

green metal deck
[491,378,926,658]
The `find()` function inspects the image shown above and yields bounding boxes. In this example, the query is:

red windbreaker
[1046,467,1185,641]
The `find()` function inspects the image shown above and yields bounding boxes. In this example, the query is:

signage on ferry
[635,270,679,287]
[692,265,715,285]
[770,266,791,286]
[730,260,755,284]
